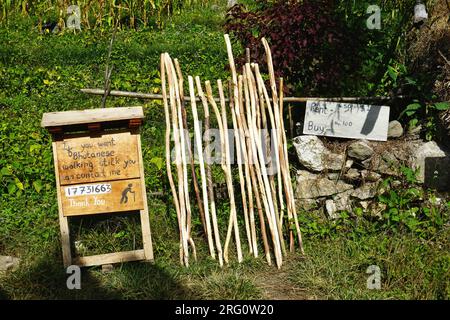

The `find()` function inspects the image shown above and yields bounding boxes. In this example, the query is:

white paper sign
[303,101,390,141]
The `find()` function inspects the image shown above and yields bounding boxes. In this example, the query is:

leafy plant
[224,0,363,95]
[399,100,450,140]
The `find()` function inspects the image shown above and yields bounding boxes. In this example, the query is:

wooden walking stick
[228,82,253,255]
[242,68,271,265]
[279,84,304,254]
[164,53,189,266]
[236,75,258,257]
[174,59,207,239]
[260,38,285,216]
[262,38,304,253]
[253,64,286,256]
[217,79,243,264]
[188,75,216,259]
[278,77,294,250]
[161,54,184,265]
[203,81,225,267]
[171,58,197,262]
[261,38,301,252]
[245,63,282,268]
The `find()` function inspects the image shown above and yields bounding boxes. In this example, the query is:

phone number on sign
[65,183,112,197]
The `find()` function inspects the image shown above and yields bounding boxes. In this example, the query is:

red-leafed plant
[225,0,363,95]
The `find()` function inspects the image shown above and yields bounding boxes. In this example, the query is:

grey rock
[327,173,340,180]
[361,170,382,182]
[388,120,404,138]
[344,168,360,181]
[293,135,345,171]
[351,182,380,200]
[0,256,20,272]
[326,192,352,219]
[347,141,374,161]
[345,159,354,169]
[295,170,353,199]
[359,201,370,210]
[293,136,327,171]
[296,198,319,211]
[325,200,339,219]
[363,154,400,176]
[323,153,346,171]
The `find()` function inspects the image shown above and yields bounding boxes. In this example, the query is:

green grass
[1,3,449,301]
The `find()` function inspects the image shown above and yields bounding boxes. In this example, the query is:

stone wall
[293,121,450,219]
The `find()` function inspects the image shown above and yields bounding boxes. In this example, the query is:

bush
[225,0,363,95]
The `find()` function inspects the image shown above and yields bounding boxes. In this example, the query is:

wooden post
[52,140,72,268]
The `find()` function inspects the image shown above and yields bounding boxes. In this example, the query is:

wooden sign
[303,101,390,141]
[56,132,141,185]
[60,178,144,216]
[42,107,154,268]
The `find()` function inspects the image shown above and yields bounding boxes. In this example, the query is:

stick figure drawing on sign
[120,183,135,204]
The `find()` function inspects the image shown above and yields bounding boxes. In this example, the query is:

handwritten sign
[61,178,143,216]
[303,101,390,141]
[56,132,140,185]
[55,132,143,216]
[42,107,154,267]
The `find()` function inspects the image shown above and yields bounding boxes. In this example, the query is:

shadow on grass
[0,243,196,300]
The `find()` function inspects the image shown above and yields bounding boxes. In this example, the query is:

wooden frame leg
[59,216,72,268]
[137,134,154,262]
[140,208,154,262]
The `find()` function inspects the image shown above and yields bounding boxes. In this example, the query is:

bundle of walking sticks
[161,34,303,269]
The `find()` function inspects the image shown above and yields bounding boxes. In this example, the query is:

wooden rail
[81,88,408,104]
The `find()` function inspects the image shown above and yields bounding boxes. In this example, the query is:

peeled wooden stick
[202,81,224,267]
[174,59,207,239]
[172,58,197,262]
[279,80,304,254]
[242,68,271,265]
[253,63,286,256]
[189,75,216,260]
[161,54,184,265]
[227,82,252,255]
[261,39,303,252]
[261,38,285,215]
[217,79,243,264]
[164,53,189,266]
[245,63,282,268]
[237,75,258,257]
[278,77,294,250]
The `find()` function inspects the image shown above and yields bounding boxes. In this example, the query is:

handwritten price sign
[303,101,390,141]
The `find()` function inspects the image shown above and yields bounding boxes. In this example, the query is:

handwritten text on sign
[60,178,143,216]
[303,101,390,141]
[56,132,140,185]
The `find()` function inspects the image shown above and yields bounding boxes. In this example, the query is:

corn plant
[0,0,219,28]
